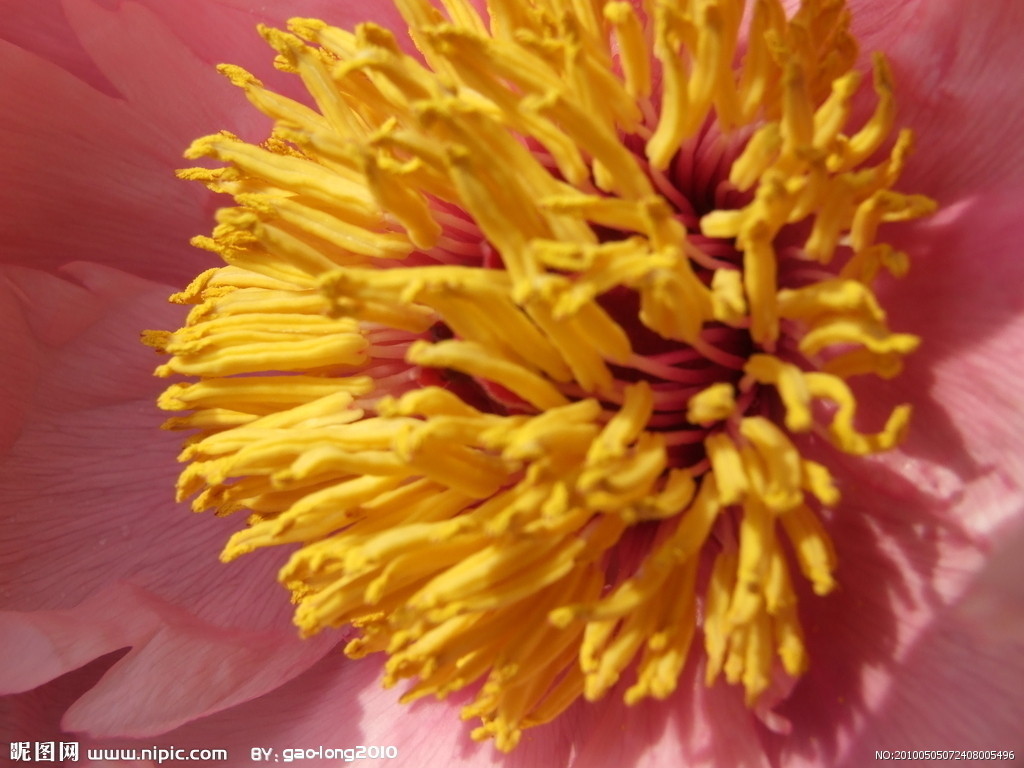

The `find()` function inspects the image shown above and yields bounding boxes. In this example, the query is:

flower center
[145,0,934,752]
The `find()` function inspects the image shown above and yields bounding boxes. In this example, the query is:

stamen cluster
[146,0,933,751]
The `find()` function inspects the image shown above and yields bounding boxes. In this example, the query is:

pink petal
[563,664,771,768]
[1,583,336,737]
[0,37,215,284]
[0,276,42,454]
[0,264,334,733]
[0,0,118,96]
[849,0,1024,199]
[0,650,126,759]
[772,505,1024,766]
[955,518,1024,645]
[60,0,266,149]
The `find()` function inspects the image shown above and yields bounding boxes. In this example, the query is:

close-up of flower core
[145,0,936,752]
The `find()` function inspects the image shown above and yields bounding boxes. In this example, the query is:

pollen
[147,0,934,752]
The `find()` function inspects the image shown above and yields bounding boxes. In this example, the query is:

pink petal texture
[849,0,1024,199]
[2,0,1024,765]
[560,665,772,768]
[955,518,1024,645]
[0,0,119,96]
[0,32,214,285]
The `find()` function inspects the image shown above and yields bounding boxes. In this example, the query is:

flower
[2,1,1023,767]
[146,0,938,752]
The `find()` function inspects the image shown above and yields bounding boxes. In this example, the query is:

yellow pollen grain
[148,0,933,752]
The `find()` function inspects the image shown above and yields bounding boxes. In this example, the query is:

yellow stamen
[149,0,933,751]
[687,382,737,425]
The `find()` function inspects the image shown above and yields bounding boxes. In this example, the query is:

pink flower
[2,1,1022,766]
